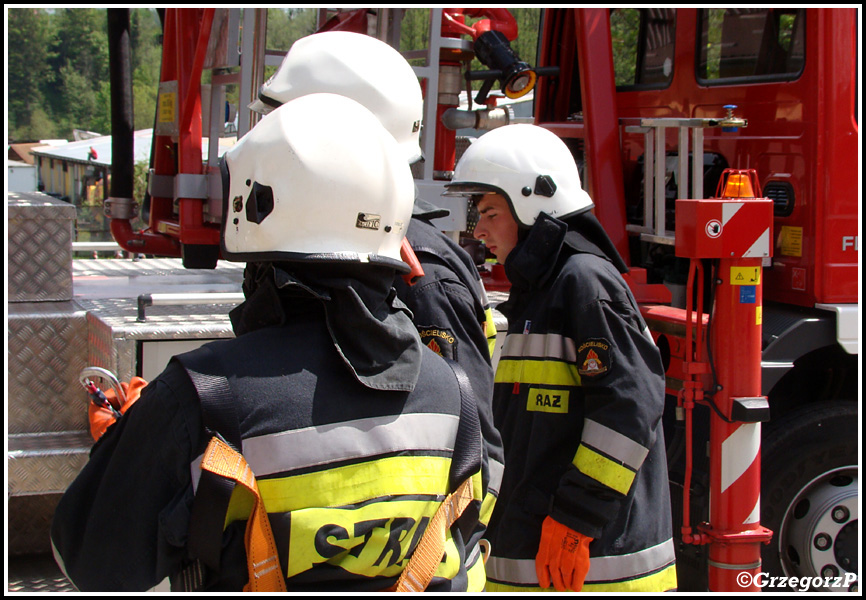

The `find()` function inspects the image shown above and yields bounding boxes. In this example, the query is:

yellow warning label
[756,305,762,325]
[158,92,176,124]
[730,266,761,285]
[779,226,803,257]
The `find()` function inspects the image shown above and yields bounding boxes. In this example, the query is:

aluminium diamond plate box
[8,192,76,302]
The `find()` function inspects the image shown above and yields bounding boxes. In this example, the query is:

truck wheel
[760,402,858,592]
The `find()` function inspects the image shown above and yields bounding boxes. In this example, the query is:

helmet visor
[442,181,505,198]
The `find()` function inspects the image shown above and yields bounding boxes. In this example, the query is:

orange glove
[88,377,148,441]
[535,516,593,591]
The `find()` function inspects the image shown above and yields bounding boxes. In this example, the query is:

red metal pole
[572,9,630,263]
[706,256,770,591]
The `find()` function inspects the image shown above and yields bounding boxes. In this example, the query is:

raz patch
[577,338,612,379]
[418,327,457,360]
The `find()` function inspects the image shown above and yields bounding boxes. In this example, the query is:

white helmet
[249,31,424,164]
[221,93,414,271]
[445,124,593,227]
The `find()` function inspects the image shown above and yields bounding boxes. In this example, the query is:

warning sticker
[792,268,806,291]
[730,266,761,285]
[779,226,803,257]
[158,92,176,123]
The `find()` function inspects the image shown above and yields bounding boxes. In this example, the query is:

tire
[760,402,858,592]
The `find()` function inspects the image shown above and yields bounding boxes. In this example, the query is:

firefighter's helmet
[445,124,593,227]
[221,93,414,271]
[249,31,424,164]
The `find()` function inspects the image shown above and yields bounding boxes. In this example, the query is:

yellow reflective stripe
[485,563,678,592]
[484,581,542,592]
[484,308,497,359]
[466,550,487,592]
[471,470,484,510]
[573,445,636,496]
[226,455,452,523]
[495,359,581,387]
[479,487,496,527]
[583,563,678,592]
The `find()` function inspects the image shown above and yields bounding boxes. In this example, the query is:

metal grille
[764,181,794,217]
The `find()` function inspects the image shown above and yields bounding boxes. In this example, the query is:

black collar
[230,263,422,392]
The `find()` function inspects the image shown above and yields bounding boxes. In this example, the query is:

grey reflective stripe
[477,275,490,306]
[581,419,649,471]
[190,413,459,490]
[488,457,505,497]
[487,556,537,585]
[487,538,676,585]
[587,538,676,582]
[464,542,482,568]
[501,333,577,362]
[642,324,654,344]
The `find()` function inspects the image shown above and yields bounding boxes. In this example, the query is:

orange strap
[199,436,287,592]
[393,478,475,592]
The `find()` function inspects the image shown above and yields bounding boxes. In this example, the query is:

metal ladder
[624,107,747,245]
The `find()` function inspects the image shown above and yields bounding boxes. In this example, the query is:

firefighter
[249,30,503,584]
[445,124,678,592]
[51,94,486,592]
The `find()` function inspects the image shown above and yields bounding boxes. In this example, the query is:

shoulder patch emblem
[577,338,612,379]
[419,327,457,360]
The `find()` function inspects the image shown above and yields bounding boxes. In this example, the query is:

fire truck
[7,7,858,592]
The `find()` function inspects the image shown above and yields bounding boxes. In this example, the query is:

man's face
[473,193,519,264]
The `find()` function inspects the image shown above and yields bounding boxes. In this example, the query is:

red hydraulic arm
[442,8,519,41]
[313,8,527,179]
[437,9,524,175]
[109,8,220,265]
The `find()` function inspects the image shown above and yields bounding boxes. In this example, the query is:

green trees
[7,8,57,141]
[7,7,162,142]
[7,8,542,144]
